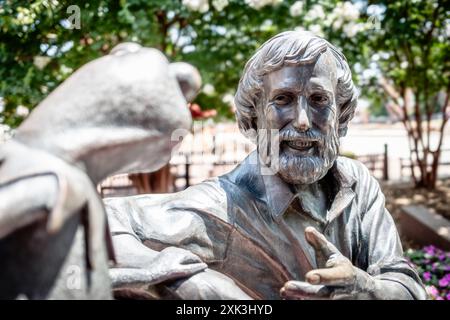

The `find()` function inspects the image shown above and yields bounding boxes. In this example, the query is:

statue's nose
[292,96,310,132]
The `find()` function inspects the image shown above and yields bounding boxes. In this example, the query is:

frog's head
[15,43,201,183]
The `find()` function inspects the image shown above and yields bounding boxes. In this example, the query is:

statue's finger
[110,262,208,289]
[109,268,156,288]
[305,265,355,286]
[161,247,204,265]
[179,254,204,265]
[305,226,340,259]
[280,281,333,300]
[331,293,354,300]
[180,262,208,274]
[167,262,208,281]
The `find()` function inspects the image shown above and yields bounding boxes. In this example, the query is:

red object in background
[189,103,217,120]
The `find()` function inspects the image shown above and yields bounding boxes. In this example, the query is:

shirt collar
[259,155,356,223]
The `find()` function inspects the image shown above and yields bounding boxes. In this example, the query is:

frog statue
[0,43,206,299]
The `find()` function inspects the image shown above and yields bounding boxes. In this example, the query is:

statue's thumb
[305,227,339,260]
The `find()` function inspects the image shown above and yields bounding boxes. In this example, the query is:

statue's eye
[310,94,329,106]
[273,94,293,106]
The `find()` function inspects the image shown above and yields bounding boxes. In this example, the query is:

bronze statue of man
[105,31,427,300]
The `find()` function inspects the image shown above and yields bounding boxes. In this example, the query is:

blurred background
[0,0,449,299]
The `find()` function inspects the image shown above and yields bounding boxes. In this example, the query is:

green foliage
[0,0,448,130]
[372,0,449,107]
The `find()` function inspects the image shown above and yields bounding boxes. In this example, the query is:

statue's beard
[275,127,340,185]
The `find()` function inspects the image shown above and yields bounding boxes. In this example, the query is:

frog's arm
[0,164,115,270]
[0,173,59,238]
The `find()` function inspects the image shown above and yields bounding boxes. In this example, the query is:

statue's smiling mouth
[282,139,318,156]
[285,140,317,152]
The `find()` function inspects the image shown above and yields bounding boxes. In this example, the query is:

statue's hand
[280,227,375,300]
[150,247,208,281]
[110,247,207,290]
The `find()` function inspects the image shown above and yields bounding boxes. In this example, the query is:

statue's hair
[234,31,358,141]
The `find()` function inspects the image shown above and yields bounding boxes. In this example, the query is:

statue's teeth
[289,140,313,148]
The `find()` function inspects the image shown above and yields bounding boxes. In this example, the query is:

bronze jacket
[105,152,427,300]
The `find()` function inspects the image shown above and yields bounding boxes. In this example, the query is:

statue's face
[257,51,340,185]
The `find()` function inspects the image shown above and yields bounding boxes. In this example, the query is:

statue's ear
[236,111,258,143]
[169,62,202,103]
[337,92,358,137]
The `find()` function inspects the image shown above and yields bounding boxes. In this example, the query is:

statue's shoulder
[335,156,378,192]
[217,152,266,202]
[167,161,264,222]
[104,178,231,235]
[104,177,228,215]
[181,177,229,210]
[104,158,261,226]
[336,156,373,179]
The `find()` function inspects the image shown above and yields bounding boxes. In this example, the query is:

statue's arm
[281,222,426,300]
[104,197,208,290]
[110,233,206,289]
[281,166,427,300]
[104,186,242,299]
[157,268,253,300]
[358,177,428,300]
